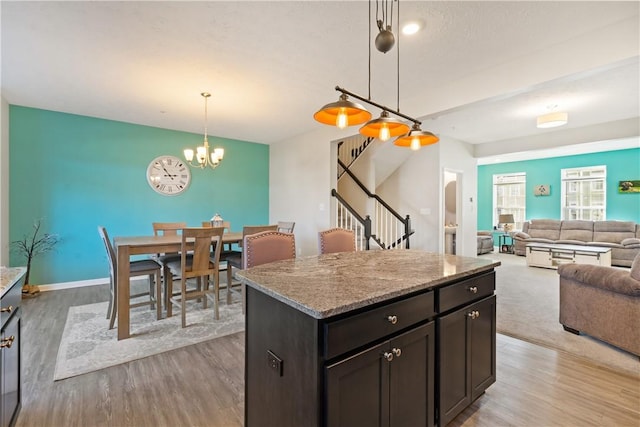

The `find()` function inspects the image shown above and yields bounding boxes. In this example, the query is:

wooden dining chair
[277,221,296,233]
[98,226,162,329]
[165,227,224,327]
[225,225,279,308]
[152,222,187,308]
[241,230,296,311]
[318,227,356,254]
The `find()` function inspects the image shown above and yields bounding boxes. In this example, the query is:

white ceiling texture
[2,1,639,162]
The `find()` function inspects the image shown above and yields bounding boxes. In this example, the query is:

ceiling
[2,1,639,158]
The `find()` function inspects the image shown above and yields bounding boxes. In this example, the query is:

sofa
[557,252,640,356]
[513,219,640,267]
[477,231,494,255]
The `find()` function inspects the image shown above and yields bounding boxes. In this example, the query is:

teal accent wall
[478,148,640,230]
[9,106,269,284]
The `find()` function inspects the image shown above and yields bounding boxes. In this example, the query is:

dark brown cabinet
[326,322,435,427]
[0,269,23,427]
[242,254,497,427]
[437,295,496,426]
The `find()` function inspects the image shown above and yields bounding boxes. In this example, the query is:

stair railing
[335,159,412,249]
[337,135,374,179]
[332,189,371,251]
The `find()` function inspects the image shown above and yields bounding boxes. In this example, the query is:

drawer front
[1,280,22,328]
[324,291,435,360]
[438,271,495,314]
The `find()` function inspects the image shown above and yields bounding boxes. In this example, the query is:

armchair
[557,253,640,356]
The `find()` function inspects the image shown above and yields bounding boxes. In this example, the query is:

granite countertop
[236,250,500,319]
[0,267,27,297]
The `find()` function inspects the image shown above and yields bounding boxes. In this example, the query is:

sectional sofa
[513,219,640,267]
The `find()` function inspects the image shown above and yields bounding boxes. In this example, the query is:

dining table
[114,231,243,340]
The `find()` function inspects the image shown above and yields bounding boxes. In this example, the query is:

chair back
[240,225,278,247]
[153,222,187,236]
[98,225,117,284]
[243,231,296,269]
[277,221,296,233]
[202,221,231,233]
[180,227,224,280]
[318,228,356,254]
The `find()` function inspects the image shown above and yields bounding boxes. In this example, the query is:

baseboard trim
[38,278,110,292]
[37,277,154,292]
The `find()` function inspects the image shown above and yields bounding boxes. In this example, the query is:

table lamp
[499,214,515,232]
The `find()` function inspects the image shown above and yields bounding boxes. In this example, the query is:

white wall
[376,142,441,252]
[269,125,354,257]
[440,138,478,257]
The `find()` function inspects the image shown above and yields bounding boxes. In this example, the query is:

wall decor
[534,184,550,196]
[618,180,640,193]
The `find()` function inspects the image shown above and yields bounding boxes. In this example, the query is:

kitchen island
[236,250,500,427]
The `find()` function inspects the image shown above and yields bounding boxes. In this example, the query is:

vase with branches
[11,219,59,293]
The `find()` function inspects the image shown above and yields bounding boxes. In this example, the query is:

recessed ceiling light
[402,21,421,35]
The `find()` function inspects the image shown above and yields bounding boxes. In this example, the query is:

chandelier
[184,92,225,169]
[314,0,438,150]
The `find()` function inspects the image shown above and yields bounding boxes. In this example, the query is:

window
[561,166,606,220]
[493,173,526,230]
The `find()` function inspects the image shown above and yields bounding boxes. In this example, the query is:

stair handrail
[335,158,412,249]
[331,189,372,251]
[338,158,406,224]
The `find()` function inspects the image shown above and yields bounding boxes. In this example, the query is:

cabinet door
[389,322,435,427]
[438,295,496,426]
[437,306,471,427]
[1,312,20,427]
[326,341,389,427]
[470,295,496,401]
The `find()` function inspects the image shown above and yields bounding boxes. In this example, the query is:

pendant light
[313,0,438,150]
[314,94,372,129]
[394,123,439,150]
[359,111,410,141]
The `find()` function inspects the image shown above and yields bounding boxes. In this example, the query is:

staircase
[333,137,413,250]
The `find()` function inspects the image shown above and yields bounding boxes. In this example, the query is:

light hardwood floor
[15,285,640,427]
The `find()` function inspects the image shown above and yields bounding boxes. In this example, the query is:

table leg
[117,245,131,340]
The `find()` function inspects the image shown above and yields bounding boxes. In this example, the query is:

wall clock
[146,155,191,196]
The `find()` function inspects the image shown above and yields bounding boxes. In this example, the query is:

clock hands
[162,165,176,180]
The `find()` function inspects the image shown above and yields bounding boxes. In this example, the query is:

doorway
[443,169,462,254]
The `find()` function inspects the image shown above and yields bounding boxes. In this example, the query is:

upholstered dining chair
[98,226,162,330]
[165,227,224,327]
[318,227,356,254]
[241,230,297,310]
[225,225,279,308]
[277,221,296,233]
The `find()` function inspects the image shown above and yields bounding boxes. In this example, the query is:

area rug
[489,252,639,376]
[54,297,244,381]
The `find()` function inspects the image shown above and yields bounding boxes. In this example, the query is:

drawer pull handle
[0,306,13,313]
[383,351,394,362]
[387,315,398,325]
[468,286,478,294]
[467,310,480,320]
[0,335,15,349]
[392,347,402,358]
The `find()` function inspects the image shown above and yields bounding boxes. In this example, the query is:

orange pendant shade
[314,94,372,128]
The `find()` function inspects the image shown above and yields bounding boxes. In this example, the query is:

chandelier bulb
[336,108,348,129]
[379,125,391,141]
[410,136,421,151]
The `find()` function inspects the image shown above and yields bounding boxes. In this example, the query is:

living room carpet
[489,251,639,376]
[54,295,244,381]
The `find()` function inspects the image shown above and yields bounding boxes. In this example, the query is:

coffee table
[525,242,612,269]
